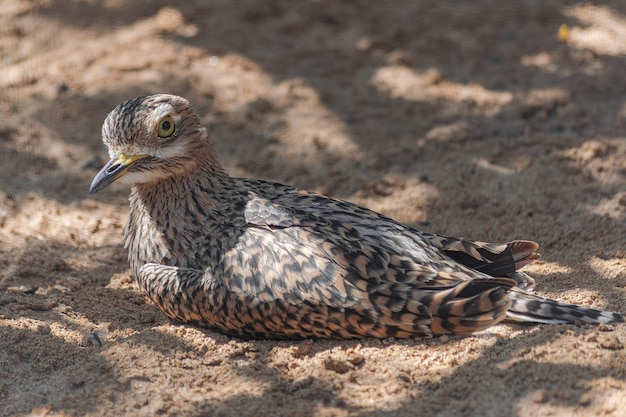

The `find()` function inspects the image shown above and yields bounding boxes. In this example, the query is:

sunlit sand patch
[198,56,362,167]
[523,273,613,307]
[0,195,124,246]
[1,7,197,94]
[2,316,100,347]
[563,5,626,56]
[559,139,626,185]
[370,65,513,115]
[521,261,573,277]
[585,192,626,221]
[521,260,612,306]
[270,78,361,158]
[351,176,439,225]
[588,256,626,280]
[520,52,559,73]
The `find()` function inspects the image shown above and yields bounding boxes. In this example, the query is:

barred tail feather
[429,279,514,335]
[506,288,624,325]
[508,240,541,270]
[434,237,541,278]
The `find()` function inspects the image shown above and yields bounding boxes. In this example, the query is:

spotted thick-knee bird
[89,94,624,339]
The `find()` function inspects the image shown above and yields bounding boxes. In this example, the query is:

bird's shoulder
[235,178,401,230]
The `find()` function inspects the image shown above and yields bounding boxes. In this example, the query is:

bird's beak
[89,152,148,195]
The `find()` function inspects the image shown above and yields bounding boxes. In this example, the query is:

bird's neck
[124,157,236,275]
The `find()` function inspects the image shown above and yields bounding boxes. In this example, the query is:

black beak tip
[88,161,117,196]
[88,177,104,195]
[88,184,99,196]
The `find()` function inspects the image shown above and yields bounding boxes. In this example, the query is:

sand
[1,1,625,416]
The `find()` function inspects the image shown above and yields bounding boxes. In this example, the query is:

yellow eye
[156,115,175,139]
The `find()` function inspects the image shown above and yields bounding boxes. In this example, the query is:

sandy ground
[1,1,626,416]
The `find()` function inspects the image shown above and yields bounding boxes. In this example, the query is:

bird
[89,94,624,339]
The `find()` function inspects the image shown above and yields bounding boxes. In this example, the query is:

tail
[506,288,624,324]
[431,236,541,277]
[431,236,624,326]
[428,278,514,335]
[505,243,624,325]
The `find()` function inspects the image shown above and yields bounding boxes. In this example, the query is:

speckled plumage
[89,94,624,339]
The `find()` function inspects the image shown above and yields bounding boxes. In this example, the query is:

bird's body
[90,94,623,339]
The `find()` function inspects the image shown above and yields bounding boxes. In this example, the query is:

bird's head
[89,94,212,195]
